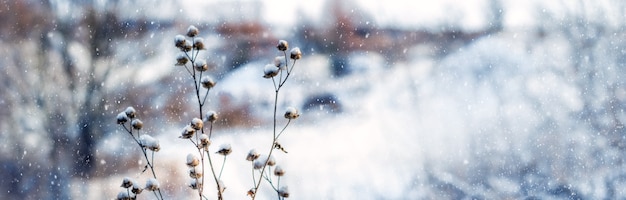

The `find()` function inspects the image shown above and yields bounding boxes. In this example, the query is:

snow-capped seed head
[194,59,208,72]
[186,153,200,167]
[182,40,193,52]
[116,112,129,124]
[247,188,256,197]
[175,34,186,48]
[139,135,160,152]
[290,47,302,60]
[191,118,204,130]
[120,177,133,188]
[253,159,264,169]
[131,119,143,130]
[189,167,203,178]
[187,25,199,37]
[267,155,276,166]
[145,178,160,191]
[176,53,189,66]
[216,144,232,156]
[201,76,216,89]
[284,107,300,119]
[263,64,279,79]
[277,40,289,51]
[205,110,218,122]
[125,106,136,118]
[131,183,143,194]
[274,56,286,70]
[278,186,289,198]
[199,134,211,147]
[193,37,205,50]
[180,125,196,139]
[246,149,260,161]
[117,191,131,200]
[189,179,202,190]
[274,165,285,176]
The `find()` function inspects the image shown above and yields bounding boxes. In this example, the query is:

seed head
[194,37,205,50]
[205,110,218,122]
[175,34,186,48]
[131,119,143,130]
[189,179,202,190]
[144,178,160,191]
[278,186,290,198]
[117,191,131,200]
[189,167,203,178]
[125,107,136,118]
[201,76,216,89]
[290,47,302,60]
[176,53,189,66]
[246,149,260,161]
[131,183,143,194]
[180,125,196,139]
[284,107,300,119]
[186,153,200,167]
[187,25,199,37]
[274,165,285,176]
[216,144,232,156]
[267,155,276,166]
[191,118,204,130]
[263,64,279,79]
[120,177,133,188]
[199,134,211,147]
[116,112,129,124]
[274,56,286,70]
[194,59,208,72]
[182,40,193,52]
[277,40,289,51]
[139,135,160,152]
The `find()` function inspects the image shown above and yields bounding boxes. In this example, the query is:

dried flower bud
[180,125,196,139]
[216,144,232,156]
[187,25,199,37]
[194,59,208,72]
[290,47,302,60]
[189,167,203,178]
[191,118,204,130]
[176,53,189,66]
[247,188,256,197]
[284,107,299,119]
[201,76,216,89]
[267,155,276,166]
[116,112,129,124]
[120,177,133,188]
[125,107,136,118]
[205,110,218,122]
[117,191,131,200]
[139,135,160,152]
[246,149,260,161]
[182,40,193,52]
[186,153,200,167]
[131,183,143,194]
[278,186,289,198]
[189,179,202,190]
[131,119,143,130]
[199,134,211,147]
[175,35,186,48]
[277,40,288,51]
[145,178,160,191]
[274,56,286,70]
[263,64,279,79]
[193,37,205,50]
[274,166,285,176]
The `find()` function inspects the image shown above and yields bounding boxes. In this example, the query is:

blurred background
[2,0,626,199]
